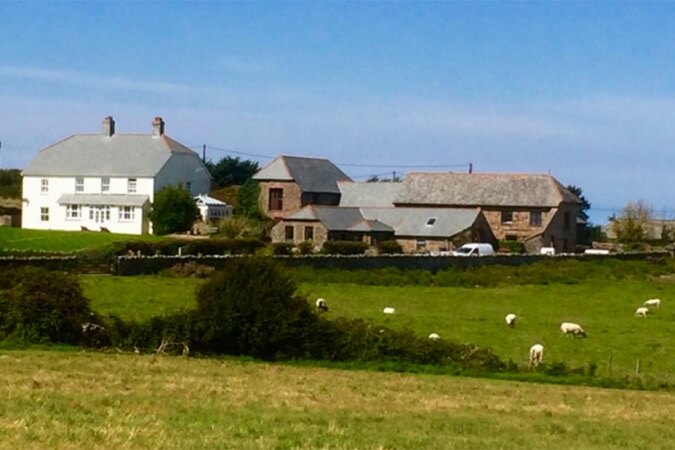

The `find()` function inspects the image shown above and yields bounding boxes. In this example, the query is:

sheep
[529,344,544,368]
[383,307,396,314]
[505,313,517,328]
[644,298,661,309]
[560,322,587,338]
[428,333,441,340]
[635,307,649,318]
[315,298,329,312]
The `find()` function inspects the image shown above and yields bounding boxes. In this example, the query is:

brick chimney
[102,116,115,137]
[152,116,165,137]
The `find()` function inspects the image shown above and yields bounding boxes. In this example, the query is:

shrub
[297,241,315,255]
[149,184,200,235]
[0,267,94,344]
[194,257,323,359]
[272,242,294,256]
[378,240,403,254]
[322,240,369,255]
[163,261,215,278]
[498,240,525,254]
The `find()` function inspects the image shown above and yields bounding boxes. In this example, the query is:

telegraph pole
[202,144,206,163]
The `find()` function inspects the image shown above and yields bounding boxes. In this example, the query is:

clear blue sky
[2,1,675,224]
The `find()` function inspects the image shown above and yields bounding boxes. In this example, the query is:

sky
[1,1,675,225]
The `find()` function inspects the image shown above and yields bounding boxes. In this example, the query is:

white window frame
[41,178,49,195]
[75,177,85,193]
[66,204,81,220]
[40,207,49,222]
[119,206,135,222]
[101,177,110,193]
[127,178,137,194]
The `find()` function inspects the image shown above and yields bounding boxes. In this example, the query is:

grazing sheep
[560,322,587,338]
[383,307,396,315]
[505,313,517,328]
[428,333,441,340]
[644,298,661,309]
[315,298,329,312]
[529,344,544,368]
[635,307,649,318]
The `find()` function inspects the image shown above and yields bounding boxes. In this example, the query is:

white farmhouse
[21,116,211,235]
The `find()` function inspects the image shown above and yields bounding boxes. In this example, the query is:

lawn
[0,227,164,253]
[82,275,675,379]
[0,350,673,449]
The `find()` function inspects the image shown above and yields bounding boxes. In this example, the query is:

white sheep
[560,322,587,338]
[634,307,649,318]
[315,298,328,312]
[644,298,661,309]
[529,344,544,368]
[505,313,517,328]
[383,307,396,315]
[428,333,441,340]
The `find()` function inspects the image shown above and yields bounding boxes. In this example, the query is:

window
[564,212,571,230]
[501,210,513,224]
[41,178,49,194]
[530,211,542,226]
[101,177,110,193]
[75,177,84,193]
[119,206,135,221]
[269,188,283,211]
[284,225,294,241]
[40,207,49,222]
[127,178,137,194]
[66,205,81,220]
[426,217,437,226]
[304,226,314,241]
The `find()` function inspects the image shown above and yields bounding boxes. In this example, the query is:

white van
[451,243,495,257]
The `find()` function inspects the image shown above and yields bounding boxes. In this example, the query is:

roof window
[426,217,437,226]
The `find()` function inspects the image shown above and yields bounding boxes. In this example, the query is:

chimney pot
[152,116,165,136]
[102,116,115,137]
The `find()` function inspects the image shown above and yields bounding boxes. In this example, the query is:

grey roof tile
[337,181,404,207]
[57,193,150,207]
[254,155,351,193]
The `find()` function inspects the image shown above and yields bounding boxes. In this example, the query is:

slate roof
[396,173,581,208]
[337,181,405,207]
[361,207,481,238]
[253,155,352,194]
[57,193,150,207]
[23,134,199,177]
[284,206,393,232]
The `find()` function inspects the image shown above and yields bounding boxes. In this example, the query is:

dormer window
[426,217,437,226]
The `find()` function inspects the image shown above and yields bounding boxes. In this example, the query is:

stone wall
[257,181,303,219]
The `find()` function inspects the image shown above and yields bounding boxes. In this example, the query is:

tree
[610,200,652,246]
[149,185,200,235]
[237,178,261,218]
[567,185,591,222]
[205,156,259,189]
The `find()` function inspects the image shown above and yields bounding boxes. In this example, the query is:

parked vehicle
[451,243,495,257]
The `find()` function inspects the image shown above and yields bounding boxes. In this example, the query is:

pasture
[81,274,675,379]
[0,227,163,253]
[0,350,673,449]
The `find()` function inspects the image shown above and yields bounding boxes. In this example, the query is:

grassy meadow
[81,274,675,380]
[0,227,163,253]
[0,350,673,449]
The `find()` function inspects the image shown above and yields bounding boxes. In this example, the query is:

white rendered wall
[22,175,151,234]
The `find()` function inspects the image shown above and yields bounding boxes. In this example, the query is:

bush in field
[164,261,215,278]
[194,257,323,359]
[272,242,294,255]
[297,240,315,255]
[0,267,94,344]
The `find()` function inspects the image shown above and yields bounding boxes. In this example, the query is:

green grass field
[81,275,675,379]
[0,350,673,449]
[0,227,163,253]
